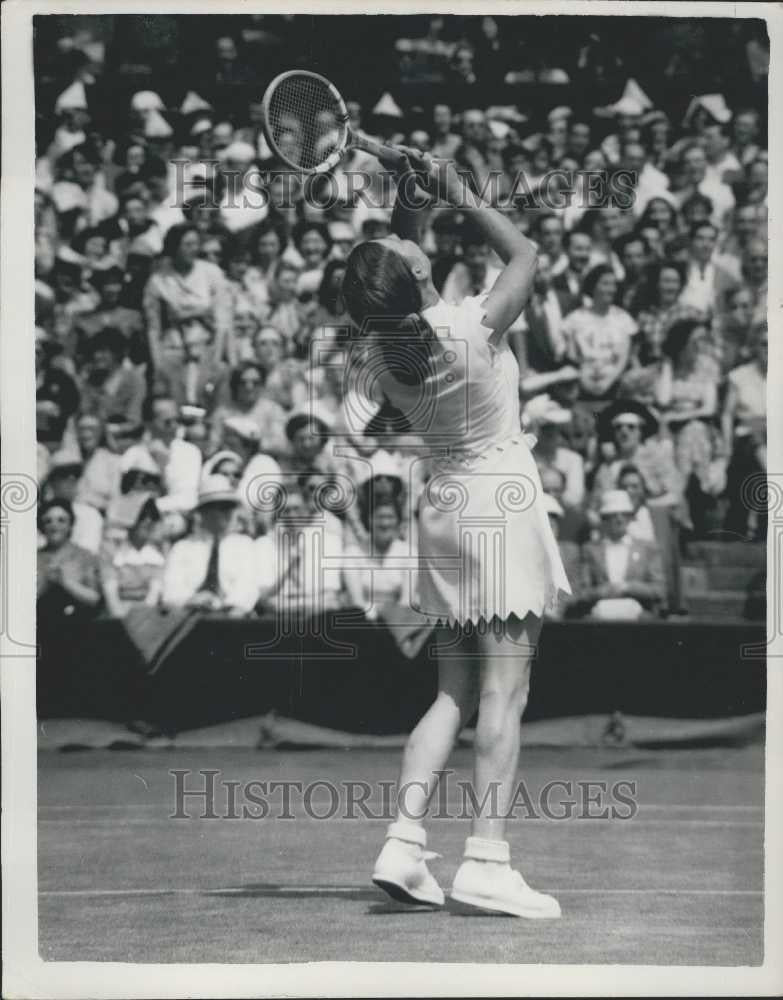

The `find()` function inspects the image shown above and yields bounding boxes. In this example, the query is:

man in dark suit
[153,318,228,413]
[551,229,592,316]
[577,489,665,620]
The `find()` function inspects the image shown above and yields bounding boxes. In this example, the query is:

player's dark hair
[342,241,434,387]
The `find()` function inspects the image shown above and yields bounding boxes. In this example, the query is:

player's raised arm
[406,150,537,337]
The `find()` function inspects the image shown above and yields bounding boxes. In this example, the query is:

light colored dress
[374,294,571,627]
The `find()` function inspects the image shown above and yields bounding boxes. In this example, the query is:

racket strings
[268,75,344,171]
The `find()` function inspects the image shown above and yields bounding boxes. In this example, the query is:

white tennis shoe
[372,824,445,907]
[450,860,562,919]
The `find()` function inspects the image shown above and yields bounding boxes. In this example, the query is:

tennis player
[342,150,571,918]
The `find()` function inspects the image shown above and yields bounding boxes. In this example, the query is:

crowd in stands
[34,15,768,630]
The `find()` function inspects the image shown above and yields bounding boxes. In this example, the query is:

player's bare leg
[372,630,478,906]
[451,613,561,918]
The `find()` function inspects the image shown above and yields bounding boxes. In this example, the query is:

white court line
[38,886,763,898]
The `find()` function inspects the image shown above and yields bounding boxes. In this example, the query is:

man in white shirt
[676,144,735,229]
[161,475,261,615]
[579,490,665,620]
[142,396,202,514]
[679,221,738,314]
[702,122,742,186]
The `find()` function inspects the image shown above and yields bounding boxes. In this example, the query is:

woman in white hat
[342,148,569,918]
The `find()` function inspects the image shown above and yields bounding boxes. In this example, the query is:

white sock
[386,820,426,848]
[463,836,510,864]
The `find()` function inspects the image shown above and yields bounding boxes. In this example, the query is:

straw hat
[599,490,634,517]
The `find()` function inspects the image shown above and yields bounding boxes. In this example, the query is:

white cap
[683,94,732,128]
[131,90,165,113]
[488,119,511,140]
[599,489,634,516]
[547,106,572,124]
[190,117,213,137]
[372,92,404,119]
[55,80,88,114]
[180,91,213,116]
[143,109,173,139]
[197,474,240,509]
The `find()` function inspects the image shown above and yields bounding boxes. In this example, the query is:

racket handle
[351,132,408,170]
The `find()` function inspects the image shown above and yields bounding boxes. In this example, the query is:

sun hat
[598,399,659,440]
[599,489,634,517]
[197,474,240,509]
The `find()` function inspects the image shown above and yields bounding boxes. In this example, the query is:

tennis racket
[261,70,409,174]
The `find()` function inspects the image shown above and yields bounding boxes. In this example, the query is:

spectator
[675,143,735,228]
[75,266,146,364]
[431,104,461,160]
[541,493,580,618]
[615,232,650,312]
[578,490,665,620]
[143,222,232,367]
[139,395,202,514]
[209,360,287,457]
[36,328,80,447]
[43,450,104,554]
[731,108,762,168]
[343,496,412,620]
[714,285,756,373]
[74,413,121,514]
[101,493,165,617]
[593,400,682,513]
[37,498,102,624]
[617,461,683,614]
[551,229,592,311]
[535,213,567,275]
[281,405,336,476]
[509,256,568,376]
[561,264,637,399]
[161,475,261,614]
[154,318,228,412]
[79,327,147,426]
[636,194,680,256]
[525,395,585,510]
[682,221,741,315]
[723,323,767,539]
[656,318,725,534]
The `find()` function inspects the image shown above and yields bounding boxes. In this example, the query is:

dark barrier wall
[37,615,766,733]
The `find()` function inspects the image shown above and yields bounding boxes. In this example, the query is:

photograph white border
[2,1,781,995]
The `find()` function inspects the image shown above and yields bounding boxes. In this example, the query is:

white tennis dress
[375,294,572,627]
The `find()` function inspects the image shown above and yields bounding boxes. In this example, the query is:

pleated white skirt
[415,435,572,628]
